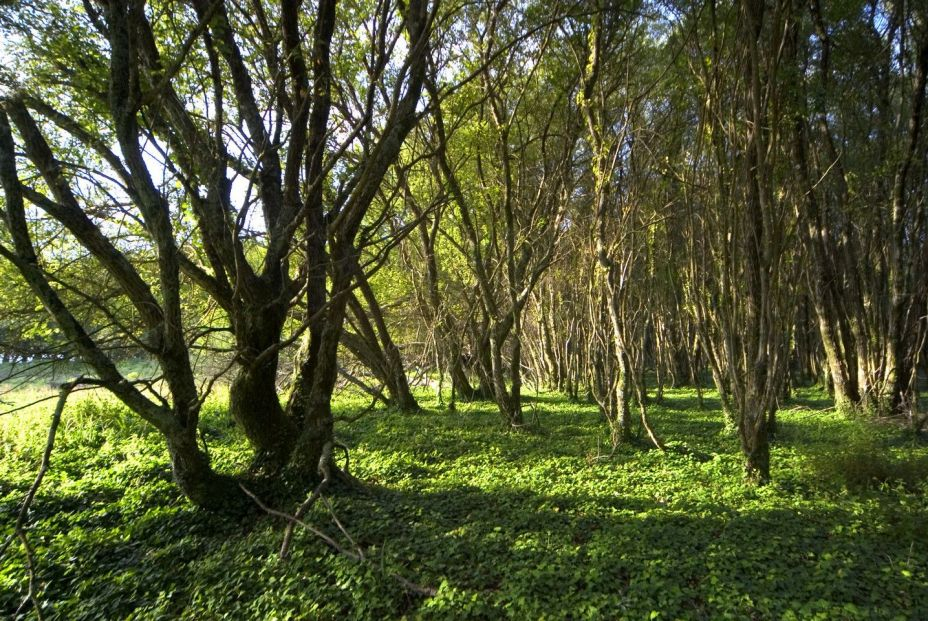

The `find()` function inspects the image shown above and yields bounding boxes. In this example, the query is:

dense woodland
[0,0,927,617]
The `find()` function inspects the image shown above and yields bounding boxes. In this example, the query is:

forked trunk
[228,306,297,467]
[287,266,349,480]
[229,363,296,468]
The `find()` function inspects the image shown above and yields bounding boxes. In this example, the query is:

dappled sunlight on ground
[2,387,926,619]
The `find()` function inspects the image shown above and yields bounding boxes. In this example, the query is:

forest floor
[1,376,927,619]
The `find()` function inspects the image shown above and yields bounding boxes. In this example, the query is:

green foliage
[2,388,927,619]
[805,424,928,492]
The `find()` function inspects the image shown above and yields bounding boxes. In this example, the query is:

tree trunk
[489,326,523,426]
[288,328,338,481]
[228,302,297,468]
[472,321,495,400]
[353,276,419,412]
[165,429,243,510]
[740,407,770,484]
[229,361,296,467]
[450,355,477,401]
[288,251,356,479]
[615,353,632,444]
[789,95,860,410]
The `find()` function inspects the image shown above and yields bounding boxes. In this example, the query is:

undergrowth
[1,386,926,619]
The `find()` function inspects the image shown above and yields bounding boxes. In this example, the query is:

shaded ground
[1,387,927,619]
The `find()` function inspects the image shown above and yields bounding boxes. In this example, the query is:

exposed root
[333,441,353,478]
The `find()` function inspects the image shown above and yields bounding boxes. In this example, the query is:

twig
[240,480,437,597]
[0,376,83,621]
[320,495,364,560]
[239,484,357,560]
[0,383,98,417]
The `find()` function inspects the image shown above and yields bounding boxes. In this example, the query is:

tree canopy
[1,0,926,499]
[1,0,927,616]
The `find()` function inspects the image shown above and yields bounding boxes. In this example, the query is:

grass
[1,381,927,619]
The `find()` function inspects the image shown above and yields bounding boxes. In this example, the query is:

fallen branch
[239,484,357,561]
[320,495,363,560]
[240,479,437,597]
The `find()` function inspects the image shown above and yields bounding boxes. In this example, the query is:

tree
[671,0,796,481]
[427,0,580,426]
[0,0,439,505]
[786,0,928,415]
[576,0,667,448]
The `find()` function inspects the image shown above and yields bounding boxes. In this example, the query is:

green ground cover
[2,385,927,619]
